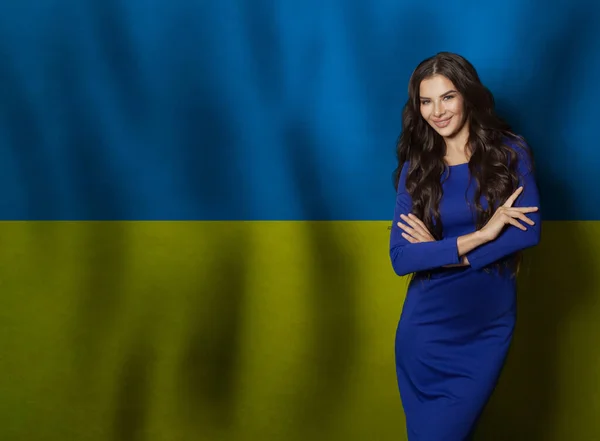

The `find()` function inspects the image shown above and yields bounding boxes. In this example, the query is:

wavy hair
[393,52,533,272]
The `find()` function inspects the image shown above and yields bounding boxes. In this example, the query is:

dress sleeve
[389,163,461,276]
[465,147,542,270]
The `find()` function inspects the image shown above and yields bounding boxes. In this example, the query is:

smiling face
[419,74,468,140]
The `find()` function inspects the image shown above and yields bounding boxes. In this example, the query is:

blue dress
[389,141,541,440]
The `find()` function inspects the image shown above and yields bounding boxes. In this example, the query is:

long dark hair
[393,52,532,272]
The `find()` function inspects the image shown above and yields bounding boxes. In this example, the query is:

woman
[389,52,541,440]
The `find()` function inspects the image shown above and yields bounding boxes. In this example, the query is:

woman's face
[418,74,467,139]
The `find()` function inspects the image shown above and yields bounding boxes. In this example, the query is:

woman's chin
[434,125,456,138]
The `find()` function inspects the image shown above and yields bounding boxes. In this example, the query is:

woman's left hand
[397,214,435,243]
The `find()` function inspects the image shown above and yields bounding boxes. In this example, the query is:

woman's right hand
[479,187,538,242]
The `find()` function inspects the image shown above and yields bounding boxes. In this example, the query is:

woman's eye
[444,95,454,100]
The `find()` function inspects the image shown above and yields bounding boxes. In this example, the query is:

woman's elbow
[525,225,542,248]
[390,248,412,277]
[392,264,411,277]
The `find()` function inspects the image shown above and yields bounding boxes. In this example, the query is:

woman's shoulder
[502,133,529,150]
[501,133,534,174]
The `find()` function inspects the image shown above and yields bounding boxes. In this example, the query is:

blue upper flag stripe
[0,1,598,220]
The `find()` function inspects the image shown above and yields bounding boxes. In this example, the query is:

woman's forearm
[442,232,489,268]
[456,230,490,256]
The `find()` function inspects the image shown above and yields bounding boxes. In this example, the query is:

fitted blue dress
[389,142,541,440]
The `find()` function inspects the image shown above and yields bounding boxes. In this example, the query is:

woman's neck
[443,123,470,164]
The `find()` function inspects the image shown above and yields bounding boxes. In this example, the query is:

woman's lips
[433,116,452,128]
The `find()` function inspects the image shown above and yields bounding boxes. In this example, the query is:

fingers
[397,221,424,241]
[503,186,523,207]
[401,232,418,243]
[511,207,539,213]
[398,214,435,242]
[515,213,536,226]
[397,214,434,243]
[503,187,541,214]
[503,208,536,225]
[506,217,527,231]
[497,208,536,232]
[406,214,427,230]
[401,214,431,237]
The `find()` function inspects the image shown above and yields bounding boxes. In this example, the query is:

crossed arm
[389,162,541,277]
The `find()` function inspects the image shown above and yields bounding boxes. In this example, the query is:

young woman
[389,52,541,440]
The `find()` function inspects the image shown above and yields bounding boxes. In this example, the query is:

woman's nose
[433,102,445,117]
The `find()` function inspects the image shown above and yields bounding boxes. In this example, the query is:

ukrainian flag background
[1,1,599,440]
